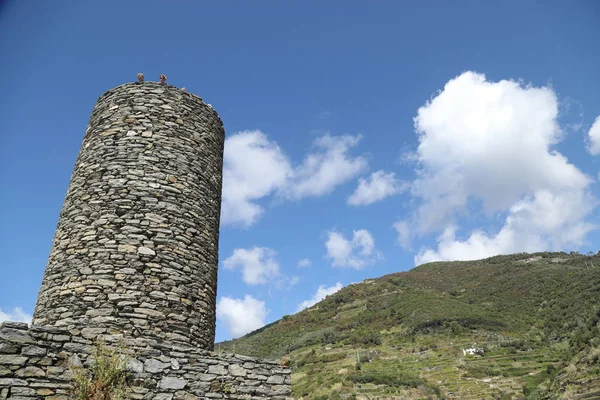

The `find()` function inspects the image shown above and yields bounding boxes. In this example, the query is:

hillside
[217,252,600,399]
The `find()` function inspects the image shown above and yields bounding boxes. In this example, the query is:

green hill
[216,252,600,399]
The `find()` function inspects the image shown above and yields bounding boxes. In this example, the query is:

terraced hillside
[217,252,600,399]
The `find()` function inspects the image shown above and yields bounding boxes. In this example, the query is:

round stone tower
[32,81,225,350]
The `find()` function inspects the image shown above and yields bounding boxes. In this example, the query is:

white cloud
[221,130,293,228]
[296,282,343,312]
[325,229,381,269]
[587,116,600,155]
[407,71,590,234]
[393,220,412,250]
[402,71,596,264]
[0,307,32,324]
[221,131,368,228]
[415,189,597,265]
[348,170,407,206]
[216,295,269,338]
[297,258,311,268]
[223,247,279,285]
[282,134,368,200]
[273,275,301,291]
[286,275,300,287]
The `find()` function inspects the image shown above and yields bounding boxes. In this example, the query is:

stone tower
[32,81,224,350]
[1,80,291,399]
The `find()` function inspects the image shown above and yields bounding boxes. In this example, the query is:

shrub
[296,351,347,367]
[356,350,378,363]
[348,328,382,347]
[347,371,425,388]
[321,329,344,344]
[461,364,502,379]
[320,352,347,363]
[69,339,131,400]
[523,386,543,400]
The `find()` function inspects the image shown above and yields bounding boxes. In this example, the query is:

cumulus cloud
[221,130,293,228]
[0,307,32,324]
[282,134,368,200]
[297,258,312,268]
[415,189,597,265]
[325,229,381,269]
[587,116,600,155]
[273,275,300,291]
[223,247,279,285]
[393,220,412,250]
[216,295,269,338]
[296,282,343,312]
[348,170,407,205]
[401,71,596,264]
[221,131,367,227]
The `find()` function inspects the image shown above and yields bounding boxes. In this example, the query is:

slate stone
[144,358,168,373]
[267,374,286,384]
[10,387,37,396]
[69,354,83,368]
[0,342,19,354]
[208,365,227,375]
[229,364,247,377]
[0,328,34,344]
[15,366,45,377]
[0,377,28,386]
[21,346,46,357]
[0,322,28,330]
[153,394,173,400]
[127,358,143,373]
[0,355,27,365]
[159,377,187,390]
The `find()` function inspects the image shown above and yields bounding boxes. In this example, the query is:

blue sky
[1,1,599,342]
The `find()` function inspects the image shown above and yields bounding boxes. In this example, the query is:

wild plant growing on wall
[69,339,131,400]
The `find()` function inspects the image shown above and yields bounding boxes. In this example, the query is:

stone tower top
[32,81,225,350]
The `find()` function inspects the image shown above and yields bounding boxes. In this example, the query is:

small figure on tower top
[137,72,144,83]
[160,74,167,84]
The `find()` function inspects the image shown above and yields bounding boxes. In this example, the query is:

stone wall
[0,322,292,399]
[33,82,225,350]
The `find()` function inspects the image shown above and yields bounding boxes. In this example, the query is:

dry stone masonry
[0,81,291,399]
[0,322,291,399]
[33,82,224,349]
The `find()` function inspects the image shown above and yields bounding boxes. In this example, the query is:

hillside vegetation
[217,252,600,399]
